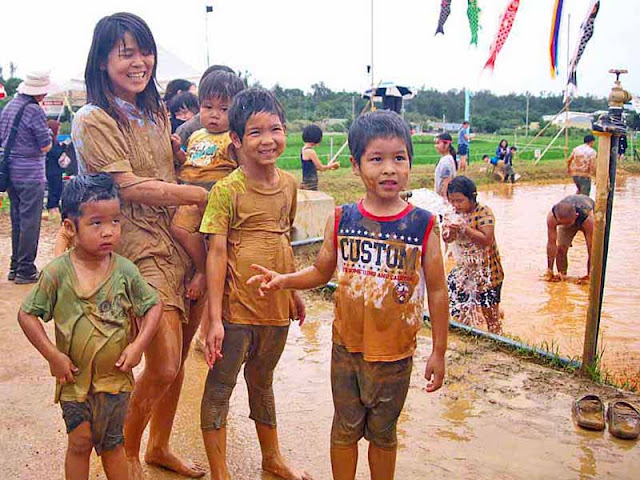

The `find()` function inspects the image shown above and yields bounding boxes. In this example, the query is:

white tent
[44,46,202,116]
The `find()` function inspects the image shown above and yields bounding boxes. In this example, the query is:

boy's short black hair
[482,154,490,159]
[510,146,518,151]
[61,173,120,221]
[200,64,235,84]
[229,88,286,140]
[198,71,246,104]
[348,110,413,165]
[584,134,595,144]
[462,121,470,126]
[168,91,199,117]
[447,175,477,202]
[302,124,323,144]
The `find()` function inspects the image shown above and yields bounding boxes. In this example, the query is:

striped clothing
[0,94,51,183]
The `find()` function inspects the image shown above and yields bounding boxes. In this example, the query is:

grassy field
[278,132,586,170]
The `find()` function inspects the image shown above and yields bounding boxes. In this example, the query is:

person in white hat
[0,70,54,283]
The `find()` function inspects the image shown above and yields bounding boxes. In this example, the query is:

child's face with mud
[63,199,122,258]
[200,95,230,134]
[351,136,410,201]
[232,112,286,168]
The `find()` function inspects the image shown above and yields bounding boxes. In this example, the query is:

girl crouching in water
[443,176,504,334]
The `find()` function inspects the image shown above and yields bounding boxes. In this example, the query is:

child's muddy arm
[248,214,337,293]
[423,228,448,392]
[18,310,78,384]
[464,223,494,247]
[546,212,558,272]
[131,302,163,352]
[205,234,228,367]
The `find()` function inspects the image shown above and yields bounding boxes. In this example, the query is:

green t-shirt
[21,252,159,402]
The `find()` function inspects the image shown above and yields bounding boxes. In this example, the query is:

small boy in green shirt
[18,173,162,480]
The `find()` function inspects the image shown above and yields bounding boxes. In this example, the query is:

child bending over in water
[443,176,504,334]
[18,174,162,480]
[248,110,449,480]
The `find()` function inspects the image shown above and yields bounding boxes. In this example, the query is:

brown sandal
[572,394,605,431]
[607,401,640,440]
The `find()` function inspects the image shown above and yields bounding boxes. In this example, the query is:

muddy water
[475,176,640,387]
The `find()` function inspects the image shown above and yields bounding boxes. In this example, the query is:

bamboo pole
[581,131,612,369]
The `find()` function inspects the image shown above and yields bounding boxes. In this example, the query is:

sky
[1,0,638,98]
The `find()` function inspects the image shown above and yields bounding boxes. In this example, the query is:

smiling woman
[70,12,209,480]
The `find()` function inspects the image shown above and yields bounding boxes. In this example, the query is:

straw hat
[17,70,57,96]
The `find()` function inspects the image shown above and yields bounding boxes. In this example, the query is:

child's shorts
[60,392,130,455]
[572,176,592,196]
[458,144,469,156]
[330,343,412,450]
[557,223,585,248]
[201,322,289,431]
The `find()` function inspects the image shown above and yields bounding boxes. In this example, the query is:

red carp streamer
[483,0,521,72]
[549,0,564,78]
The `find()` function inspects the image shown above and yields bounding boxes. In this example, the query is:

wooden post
[581,132,611,368]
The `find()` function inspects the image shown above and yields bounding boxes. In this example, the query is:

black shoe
[7,271,16,281]
[14,274,39,285]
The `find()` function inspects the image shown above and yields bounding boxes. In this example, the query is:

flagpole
[564,13,571,158]
[205,5,213,67]
[370,0,375,111]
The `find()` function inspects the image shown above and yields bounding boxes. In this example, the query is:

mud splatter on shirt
[200,168,297,326]
[333,201,434,362]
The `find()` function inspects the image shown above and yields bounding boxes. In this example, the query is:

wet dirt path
[1,208,640,479]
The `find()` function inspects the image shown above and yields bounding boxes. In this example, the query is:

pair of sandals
[572,394,640,439]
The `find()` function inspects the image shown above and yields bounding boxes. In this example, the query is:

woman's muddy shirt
[333,202,435,362]
[72,100,190,318]
[200,168,297,326]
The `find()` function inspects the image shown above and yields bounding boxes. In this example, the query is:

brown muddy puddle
[471,176,640,388]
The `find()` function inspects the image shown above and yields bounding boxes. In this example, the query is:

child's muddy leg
[368,443,397,480]
[202,427,230,480]
[65,421,93,480]
[101,445,128,480]
[330,443,358,480]
[255,422,313,480]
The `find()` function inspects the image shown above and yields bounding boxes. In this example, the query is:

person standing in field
[72,13,209,478]
[434,132,457,197]
[457,121,471,171]
[566,134,597,196]
[248,110,449,480]
[1,70,54,284]
[299,124,339,191]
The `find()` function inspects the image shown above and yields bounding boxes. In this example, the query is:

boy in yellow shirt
[249,110,449,480]
[199,88,309,480]
[18,173,162,480]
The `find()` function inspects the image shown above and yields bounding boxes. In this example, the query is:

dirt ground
[1,216,639,479]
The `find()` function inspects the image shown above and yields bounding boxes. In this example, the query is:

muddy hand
[247,264,282,296]
[425,353,445,393]
[116,344,143,372]
[205,322,224,369]
[293,291,306,326]
[50,351,78,384]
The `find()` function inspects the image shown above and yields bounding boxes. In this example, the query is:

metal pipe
[319,282,580,369]
[291,237,323,248]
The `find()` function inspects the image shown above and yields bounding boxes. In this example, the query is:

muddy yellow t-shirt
[200,168,297,326]
[179,129,236,184]
[20,252,159,403]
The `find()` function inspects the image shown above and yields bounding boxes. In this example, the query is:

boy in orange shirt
[199,88,309,480]
[249,110,449,480]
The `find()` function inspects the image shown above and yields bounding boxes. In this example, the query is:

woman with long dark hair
[72,12,207,478]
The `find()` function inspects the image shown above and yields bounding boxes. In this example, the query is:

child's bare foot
[145,449,206,478]
[263,454,313,480]
[186,272,206,300]
[127,456,144,480]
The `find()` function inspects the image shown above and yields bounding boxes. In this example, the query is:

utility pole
[525,93,530,137]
